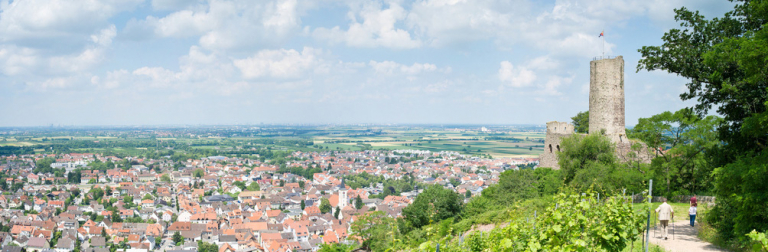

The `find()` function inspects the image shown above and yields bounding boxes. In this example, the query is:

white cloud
[0,0,141,46]
[0,25,116,86]
[234,47,324,79]
[123,0,302,50]
[313,1,421,49]
[369,61,446,75]
[498,61,536,88]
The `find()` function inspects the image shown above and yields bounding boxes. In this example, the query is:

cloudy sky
[0,0,734,127]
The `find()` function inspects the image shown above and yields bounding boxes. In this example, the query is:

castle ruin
[539,56,652,169]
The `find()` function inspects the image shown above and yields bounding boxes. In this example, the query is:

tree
[319,197,332,214]
[557,133,647,194]
[298,180,305,188]
[465,190,472,198]
[247,182,260,191]
[300,200,305,210]
[638,1,768,155]
[401,184,463,230]
[355,195,363,210]
[123,196,133,207]
[91,187,104,201]
[111,211,122,223]
[628,108,722,196]
[193,169,204,178]
[154,236,161,248]
[334,206,340,219]
[449,178,460,187]
[172,231,183,244]
[571,111,589,133]
[349,211,396,251]
[160,174,171,183]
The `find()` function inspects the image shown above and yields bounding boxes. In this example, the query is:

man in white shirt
[656,198,674,240]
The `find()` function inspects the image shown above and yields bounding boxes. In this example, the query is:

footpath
[649,220,728,252]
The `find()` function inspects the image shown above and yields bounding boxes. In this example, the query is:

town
[0,144,537,252]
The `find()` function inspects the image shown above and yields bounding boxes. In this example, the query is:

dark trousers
[690,214,696,226]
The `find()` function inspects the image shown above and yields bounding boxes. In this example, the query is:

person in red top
[690,195,697,207]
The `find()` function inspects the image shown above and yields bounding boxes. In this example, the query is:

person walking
[656,198,674,240]
[690,195,697,207]
[689,204,697,227]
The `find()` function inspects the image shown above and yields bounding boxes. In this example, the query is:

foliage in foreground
[411,190,646,252]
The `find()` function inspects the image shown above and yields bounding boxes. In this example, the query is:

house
[90,237,106,248]
[55,237,75,252]
[141,200,154,209]
[120,209,134,219]
[26,237,50,252]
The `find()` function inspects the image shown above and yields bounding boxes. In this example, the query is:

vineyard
[402,191,647,252]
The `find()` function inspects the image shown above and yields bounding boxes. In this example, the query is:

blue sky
[0,0,734,126]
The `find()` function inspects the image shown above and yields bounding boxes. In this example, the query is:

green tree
[160,174,171,183]
[571,111,589,133]
[319,197,332,214]
[91,187,104,201]
[355,195,363,210]
[193,169,204,178]
[628,108,722,196]
[172,231,183,244]
[334,206,340,219]
[300,200,305,210]
[557,134,647,194]
[349,211,396,251]
[449,178,460,187]
[247,182,260,191]
[111,211,122,223]
[401,184,463,230]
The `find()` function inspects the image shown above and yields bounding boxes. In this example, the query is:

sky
[0,0,735,127]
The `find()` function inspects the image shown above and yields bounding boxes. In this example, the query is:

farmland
[0,125,546,158]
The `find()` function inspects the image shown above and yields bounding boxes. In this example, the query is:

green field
[1,125,546,158]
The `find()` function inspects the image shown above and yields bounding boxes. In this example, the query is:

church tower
[338,178,348,209]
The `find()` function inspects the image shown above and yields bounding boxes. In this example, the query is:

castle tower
[589,56,626,144]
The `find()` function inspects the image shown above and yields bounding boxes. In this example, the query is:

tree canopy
[571,111,589,133]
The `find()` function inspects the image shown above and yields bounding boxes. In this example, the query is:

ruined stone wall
[538,121,575,170]
[589,56,626,144]
[615,140,654,164]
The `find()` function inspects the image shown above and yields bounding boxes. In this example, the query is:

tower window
[557,145,560,152]
[549,144,552,153]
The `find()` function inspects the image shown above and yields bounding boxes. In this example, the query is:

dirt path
[649,220,728,252]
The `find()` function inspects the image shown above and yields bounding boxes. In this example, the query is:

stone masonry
[539,56,652,169]
[538,121,575,169]
[589,56,626,144]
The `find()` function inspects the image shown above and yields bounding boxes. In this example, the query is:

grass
[622,238,668,252]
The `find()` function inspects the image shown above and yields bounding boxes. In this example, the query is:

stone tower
[589,56,627,144]
[538,121,574,169]
[538,56,652,169]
